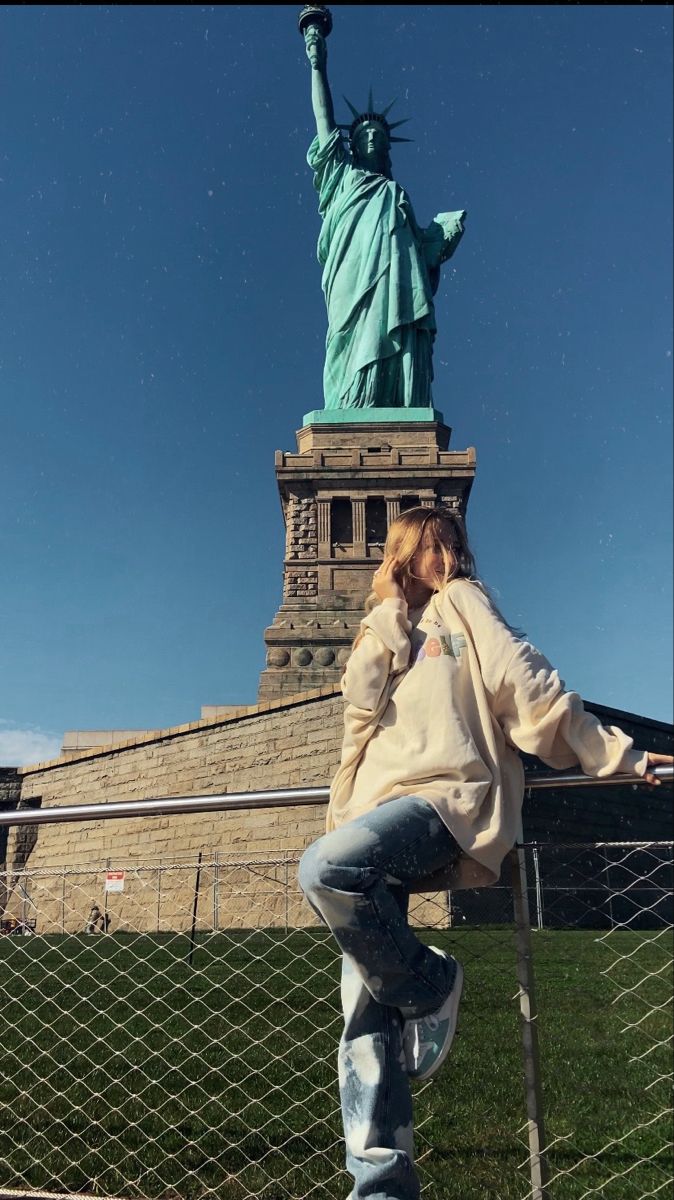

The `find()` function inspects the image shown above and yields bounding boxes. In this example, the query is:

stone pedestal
[258,412,476,700]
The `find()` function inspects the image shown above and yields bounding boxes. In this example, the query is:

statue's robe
[308,129,464,410]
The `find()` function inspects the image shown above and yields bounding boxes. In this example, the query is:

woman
[299,506,670,1200]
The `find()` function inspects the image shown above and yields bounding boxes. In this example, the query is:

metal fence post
[532,847,544,931]
[511,830,548,1200]
[187,851,202,967]
[284,858,289,933]
[104,856,111,934]
[214,851,220,932]
[602,848,616,929]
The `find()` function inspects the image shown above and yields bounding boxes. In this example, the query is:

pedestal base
[258,415,476,701]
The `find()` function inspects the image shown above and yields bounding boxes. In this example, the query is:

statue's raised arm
[299,6,336,146]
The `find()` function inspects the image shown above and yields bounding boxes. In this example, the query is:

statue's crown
[338,92,412,146]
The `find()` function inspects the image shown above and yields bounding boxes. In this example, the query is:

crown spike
[341,91,412,149]
[343,95,361,120]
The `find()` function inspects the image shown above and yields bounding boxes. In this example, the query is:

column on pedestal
[352,498,366,557]
[317,497,331,557]
[386,498,400,528]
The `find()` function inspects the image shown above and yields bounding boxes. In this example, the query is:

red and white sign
[105,870,125,893]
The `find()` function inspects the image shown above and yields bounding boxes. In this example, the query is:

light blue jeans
[298,796,461,1200]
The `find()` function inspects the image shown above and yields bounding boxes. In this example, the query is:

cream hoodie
[328,580,648,890]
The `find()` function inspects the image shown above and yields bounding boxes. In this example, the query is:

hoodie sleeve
[447,582,648,779]
[493,641,648,777]
[341,598,412,713]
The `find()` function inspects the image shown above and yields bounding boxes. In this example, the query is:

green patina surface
[302,406,446,426]
[302,8,466,414]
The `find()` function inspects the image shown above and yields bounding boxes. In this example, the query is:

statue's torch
[299,5,333,67]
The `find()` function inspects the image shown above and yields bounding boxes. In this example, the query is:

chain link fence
[519,841,673,1200]
[0,837,672,1200]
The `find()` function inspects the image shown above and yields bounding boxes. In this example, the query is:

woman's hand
[373,555,405,603]
[642,751,674,786]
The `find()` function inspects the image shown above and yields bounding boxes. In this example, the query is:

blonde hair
[346,506,519,667]
[365,506,477,613]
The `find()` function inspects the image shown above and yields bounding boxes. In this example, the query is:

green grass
[0,928,671,1199]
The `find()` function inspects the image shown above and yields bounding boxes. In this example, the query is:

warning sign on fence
[105,870,125,893]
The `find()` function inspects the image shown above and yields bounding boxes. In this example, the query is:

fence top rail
[518,839,674,850]
[0,767,671,828]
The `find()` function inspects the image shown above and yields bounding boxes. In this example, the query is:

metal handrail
[1,766,671,827]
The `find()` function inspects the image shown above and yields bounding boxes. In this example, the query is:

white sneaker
[403,949,463,1081]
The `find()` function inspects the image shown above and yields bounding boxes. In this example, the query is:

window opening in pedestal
[331,498,353,556]
[366,498,387,553]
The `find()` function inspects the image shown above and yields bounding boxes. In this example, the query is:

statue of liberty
[300,6,466,413]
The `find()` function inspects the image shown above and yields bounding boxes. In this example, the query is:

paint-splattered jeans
[298,796,461,1200]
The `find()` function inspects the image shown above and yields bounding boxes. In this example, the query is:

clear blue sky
[1,5,672,765]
